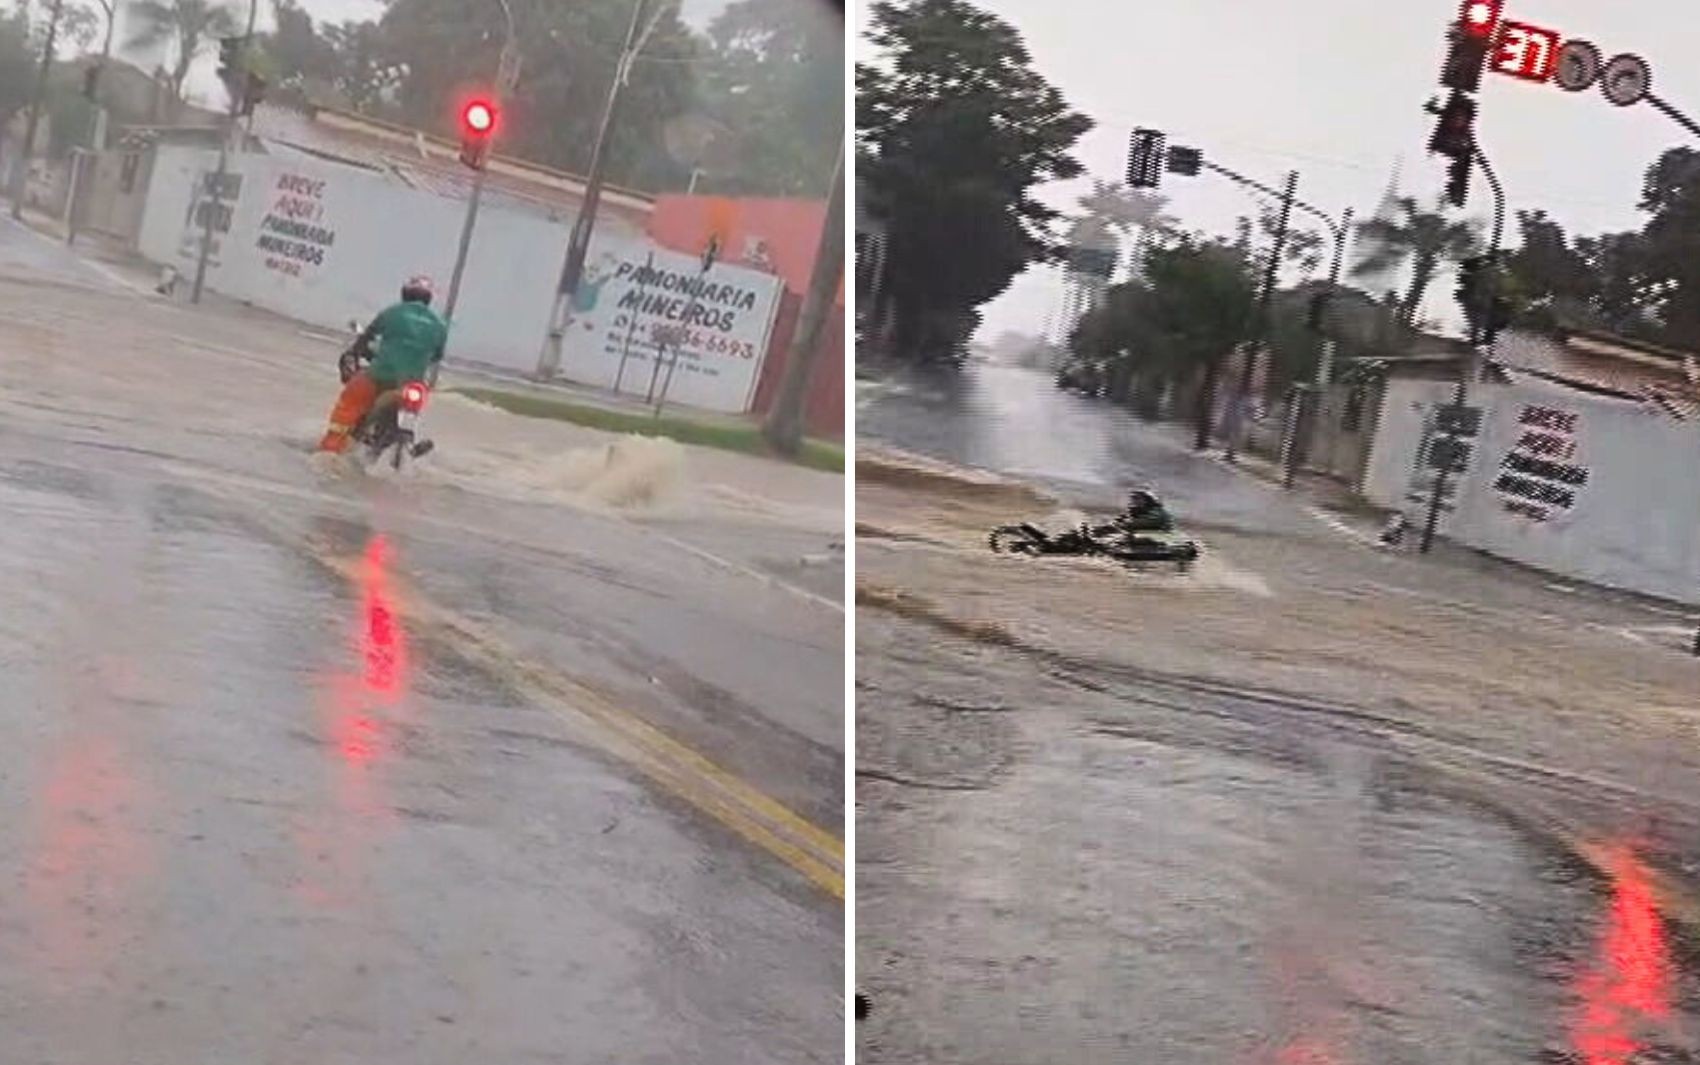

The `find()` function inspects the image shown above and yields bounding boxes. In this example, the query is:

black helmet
[401,274,434,305]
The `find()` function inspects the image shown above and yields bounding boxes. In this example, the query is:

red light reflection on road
[359,534,408,702]
[1570,845,1673,1065]
[1275,1038,1342,1064]
[26,734,150,989]
[296,535,411,908]
[330,534,411,769]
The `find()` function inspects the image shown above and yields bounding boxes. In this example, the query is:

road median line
[311,534,846,901]
[175,468,844,899]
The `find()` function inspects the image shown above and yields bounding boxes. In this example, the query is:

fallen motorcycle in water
[989,491,1200,572]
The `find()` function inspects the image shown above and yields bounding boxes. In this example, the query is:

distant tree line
[0,0,843,198]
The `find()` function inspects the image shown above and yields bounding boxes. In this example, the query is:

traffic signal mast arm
[1195,158,1343,246]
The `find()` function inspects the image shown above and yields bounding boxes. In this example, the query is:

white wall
[1362,377,1457,509]
[136,147,784,412]
[1366,374,1700,605]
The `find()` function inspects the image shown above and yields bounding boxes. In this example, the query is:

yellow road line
[313,541,846,900]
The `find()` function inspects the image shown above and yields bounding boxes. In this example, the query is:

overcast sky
[854,0,1700,341]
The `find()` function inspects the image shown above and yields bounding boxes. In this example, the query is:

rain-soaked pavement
[856,360,1700,1062]
[858,360,1320,536]
[0,217,842,1062]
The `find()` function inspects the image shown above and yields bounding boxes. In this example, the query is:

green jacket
[363,301,447,386]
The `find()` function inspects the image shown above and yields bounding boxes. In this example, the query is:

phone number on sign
[632,321,759,360]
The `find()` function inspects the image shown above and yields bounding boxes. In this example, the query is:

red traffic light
[463,100,497,134]
[1459,0,1502,39]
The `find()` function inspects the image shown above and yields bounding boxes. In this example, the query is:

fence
[135,145,784,415]
[1364,376,1700,604]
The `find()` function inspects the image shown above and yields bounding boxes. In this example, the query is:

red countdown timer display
[1493,20,1562,83]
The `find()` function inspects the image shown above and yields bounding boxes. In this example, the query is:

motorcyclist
[316,274,448,455]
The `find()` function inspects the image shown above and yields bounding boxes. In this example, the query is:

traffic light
[1459,0,1504,41]
[1428,91,1477,160]
[1166,145,1203,177]
[1441,2,1503,93]
[1445,152,1471,207]
[240,72,267,117]
[1127,128,1166,189]
[459,98,498,170]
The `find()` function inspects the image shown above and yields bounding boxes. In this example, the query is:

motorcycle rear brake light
[401,384,427,410]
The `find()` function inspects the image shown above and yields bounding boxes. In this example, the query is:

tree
[1068,235,1256,416]
[0,7,34,126]
[1350,195,1479,326]
[696,0,841,196]
[858,0,1091,358]
[1251,202,1323,281]
[1635,146,1700,348]
[378,0,697,192]
[1573,230,1656,336]
[254,3,399,114]
[1072,180,1176,281]
[320,20,398,113]
[124,0,239,116]
[253,0,329,105]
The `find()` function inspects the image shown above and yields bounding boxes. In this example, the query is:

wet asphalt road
[0,218,842,1062]
[858,361,1321,537]
[857,360,1700,1062]
[858,612,1700,1064]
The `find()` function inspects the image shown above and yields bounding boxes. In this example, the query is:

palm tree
[1352,195,1480,326]
[125,0,239,118]
[1071,181,1180,289]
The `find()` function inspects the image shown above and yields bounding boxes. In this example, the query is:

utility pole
[1174,156,1336,453]
[67,0,116,246]
[763,145,845,455]
[1225,169,1296,464]
[9,0,65,222]
[1282,206,1353,489]
[443,0,519,327]
[536,0,661,380]
[191,0,259,305]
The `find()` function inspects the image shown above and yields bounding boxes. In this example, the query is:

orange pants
[318,372,380,453]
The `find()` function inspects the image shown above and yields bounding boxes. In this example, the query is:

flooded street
[855,362,1700,1063]
[0,217,842,1062]
[859,361,1317,536]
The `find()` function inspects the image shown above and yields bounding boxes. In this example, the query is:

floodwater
[858,361,1316,534]
[854,358,1700,1063]
[0,217,843,1062]
[856,611,1700,1064]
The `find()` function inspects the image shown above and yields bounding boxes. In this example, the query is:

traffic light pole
[190,0,258,305]
[1419,142,1504,555]
[443,0,517,328]
[1647,94,1700,141]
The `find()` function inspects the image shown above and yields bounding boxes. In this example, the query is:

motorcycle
[338,320,436,472]
[989,491,1200,571]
